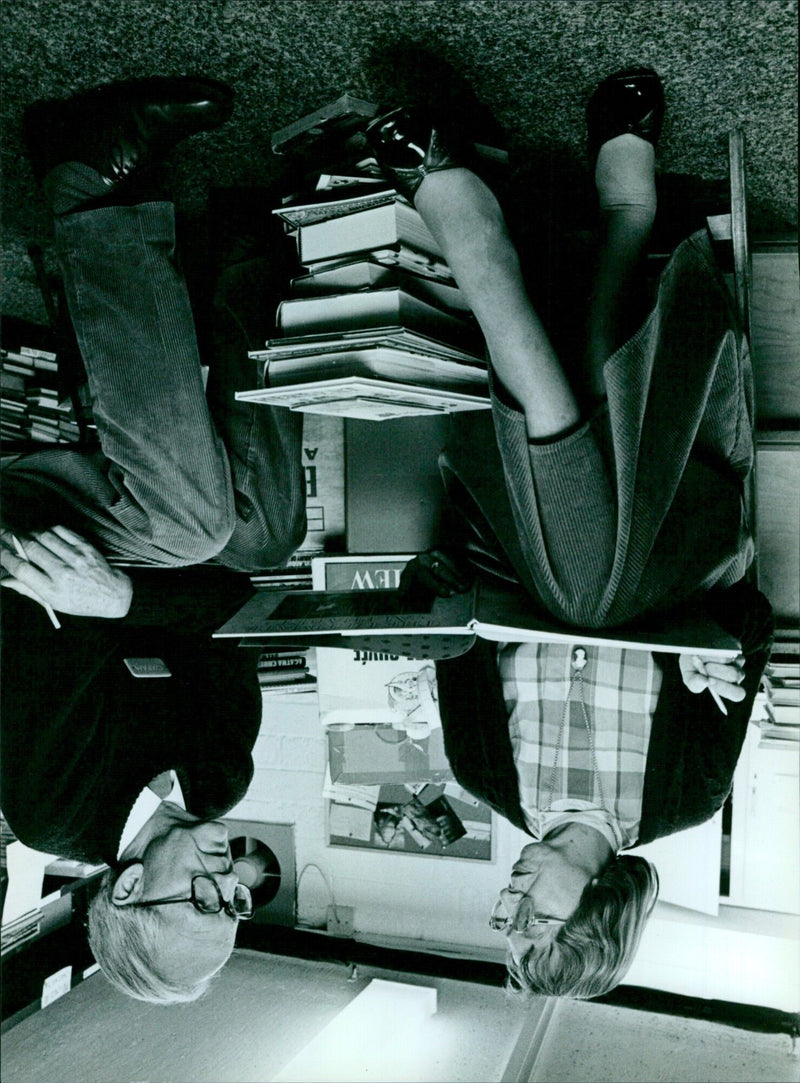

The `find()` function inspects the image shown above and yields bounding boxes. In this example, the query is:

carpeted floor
[1,0,797,323]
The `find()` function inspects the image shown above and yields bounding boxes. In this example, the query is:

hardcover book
[274,186,404,230]
[270,92,378,156]
[290,260,470,312]
[275,287,481,355]
[297,201,443,265]
[263,351,488,393]
[295,413,345,556]
[253,325,481,365]
[300,244,455,282]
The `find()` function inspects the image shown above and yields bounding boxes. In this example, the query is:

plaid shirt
[497,643,663,849]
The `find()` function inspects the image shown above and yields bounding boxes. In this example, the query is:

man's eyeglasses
[134,874,254,920]
[489,895,566,932]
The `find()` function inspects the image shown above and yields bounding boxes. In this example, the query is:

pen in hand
[708,686,728,716]
[9,535,62,630]
[693,655,728,716]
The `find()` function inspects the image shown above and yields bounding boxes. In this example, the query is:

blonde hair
[506,855,659,1000]
[87,869,217,1005]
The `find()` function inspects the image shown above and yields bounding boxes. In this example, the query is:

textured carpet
[2,0,797,322]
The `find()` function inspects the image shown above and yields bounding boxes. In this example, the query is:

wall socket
[326,905,354,938]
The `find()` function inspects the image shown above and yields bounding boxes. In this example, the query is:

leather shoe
[365,106,474,204]
[586,68,664,162]
[23,76,234,214]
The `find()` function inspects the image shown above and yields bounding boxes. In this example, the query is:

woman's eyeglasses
[489,894,566,932]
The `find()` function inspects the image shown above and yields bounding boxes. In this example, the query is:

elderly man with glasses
[1,74,304,1004]
[1,555,261,1004]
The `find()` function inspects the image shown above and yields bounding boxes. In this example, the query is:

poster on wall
[326,777,493,862]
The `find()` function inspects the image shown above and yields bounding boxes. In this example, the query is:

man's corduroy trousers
[2,202,306,571]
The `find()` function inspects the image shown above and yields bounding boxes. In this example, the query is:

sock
[43,161,169,216]
[43,161,112,216]
[594,133,656,214]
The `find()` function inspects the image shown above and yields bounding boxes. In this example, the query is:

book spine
[19,345,58,361]
[257,669,310,685]
[258,654,308,669]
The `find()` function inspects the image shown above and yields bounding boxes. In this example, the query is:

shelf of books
[1,319,96,449]
[237,96,491,422]
[255,648,317,697]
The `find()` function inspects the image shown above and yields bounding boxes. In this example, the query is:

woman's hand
[0,525,133,618]
[398,549,473,601]
[679,653,747,712]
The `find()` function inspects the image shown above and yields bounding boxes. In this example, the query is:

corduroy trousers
[1,202,306,571]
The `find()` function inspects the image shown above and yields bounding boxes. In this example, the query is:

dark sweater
[1,566,260,866]
[436,579,774,846]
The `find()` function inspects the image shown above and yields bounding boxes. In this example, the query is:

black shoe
[23,76,234,214]
[365,106,474,204]
[586,68,664,162]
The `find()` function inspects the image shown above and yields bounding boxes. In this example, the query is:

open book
[213,581,742,659]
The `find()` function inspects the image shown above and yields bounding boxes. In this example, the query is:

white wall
[625,902,800,1012]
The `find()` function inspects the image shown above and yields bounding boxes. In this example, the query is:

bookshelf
[1,316,96,451]
[1,866,105,1031]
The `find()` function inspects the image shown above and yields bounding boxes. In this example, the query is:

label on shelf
[41,965,72,1007]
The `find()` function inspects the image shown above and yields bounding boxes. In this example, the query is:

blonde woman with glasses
[376,67,773,999]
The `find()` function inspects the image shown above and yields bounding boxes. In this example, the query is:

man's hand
[0,525,133,618]
[679,653,747,712]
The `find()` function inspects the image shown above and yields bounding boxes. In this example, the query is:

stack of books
[25,384,78,443]
[257,649,317,696]
[1,908,41,956]
[756,638,800,748]
[237,96,491,422]
[0,363,29,442]
[251,568,314,592]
